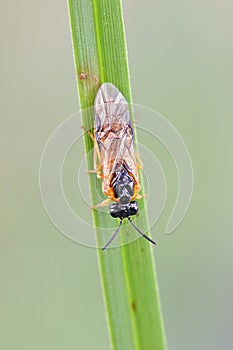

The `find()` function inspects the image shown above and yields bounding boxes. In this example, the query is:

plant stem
[68,1,167,349]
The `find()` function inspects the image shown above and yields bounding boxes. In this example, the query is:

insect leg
[93,140,101,172]
[81,125,95,142]
[91,198,112,209]
[135,193,147,200]
[85,164,103,179]
[82,125,103,176]
[135,151,143,169]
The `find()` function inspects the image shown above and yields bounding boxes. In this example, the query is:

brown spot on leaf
[131,301,137,312]
[79,72,89,80]
[78,72,100,86]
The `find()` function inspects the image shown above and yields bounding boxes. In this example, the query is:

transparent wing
[94,82,131,131]
[100,125,137,175]
[94,83,137,174]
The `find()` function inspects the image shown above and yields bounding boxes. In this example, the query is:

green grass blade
[68,1,167,349]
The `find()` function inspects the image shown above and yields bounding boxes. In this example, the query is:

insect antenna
[102,220,123,251]
[128,217,157,246]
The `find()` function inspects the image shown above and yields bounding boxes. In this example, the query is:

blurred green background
[1,0,233,349]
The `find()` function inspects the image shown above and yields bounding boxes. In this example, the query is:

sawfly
[86,83,156,250]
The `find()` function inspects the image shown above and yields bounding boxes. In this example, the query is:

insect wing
[94,83,137,175]
[94,83,131,131]
[105,125,136,174]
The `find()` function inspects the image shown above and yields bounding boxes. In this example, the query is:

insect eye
[129,201,138,216]
[109,203,121,218]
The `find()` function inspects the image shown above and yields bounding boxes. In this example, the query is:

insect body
[92,83,156,250]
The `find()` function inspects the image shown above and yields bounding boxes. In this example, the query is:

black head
[112,170,134,204]
[109,201,138,219]
[101,201,157,250]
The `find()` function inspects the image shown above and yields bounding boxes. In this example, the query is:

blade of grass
[68,1,167,349]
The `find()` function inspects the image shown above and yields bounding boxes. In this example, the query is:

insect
[88,82,156,250]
